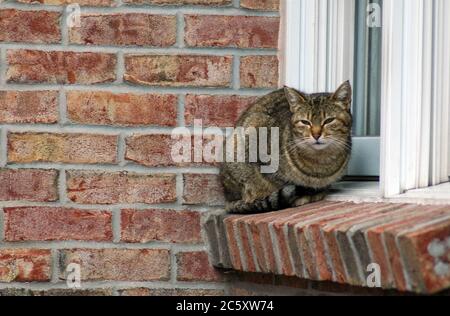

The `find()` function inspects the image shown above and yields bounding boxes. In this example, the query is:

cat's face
[285,81,353,151]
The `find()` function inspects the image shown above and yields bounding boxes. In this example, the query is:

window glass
[353,0,383,137]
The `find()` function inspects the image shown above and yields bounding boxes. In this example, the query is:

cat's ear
[331,80,352,111]
[284,86,308,112]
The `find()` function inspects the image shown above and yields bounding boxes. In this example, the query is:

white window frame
[280,0,450,199]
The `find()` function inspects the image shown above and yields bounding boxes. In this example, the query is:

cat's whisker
[328,138,352,151]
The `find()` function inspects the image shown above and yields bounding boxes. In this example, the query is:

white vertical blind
[432,0,450,183]
[381,0,450,196]
[283,0,355,93]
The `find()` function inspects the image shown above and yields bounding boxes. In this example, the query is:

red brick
[242,207,319,274]
[0,288,114,296]
[119,288,225,296]
[60,249,170,281]
[241,0,279,11]
[240,55,279,88]
[8,133,118,164]
[309,204,385,283]
[206,202,450,294]
[126,134,177,167]
[0,169,58,202]
[272,202,351,277]
[121,209,202,243]
[237,220,257,272]
[294,203,373,282]
[0,91,58,124]
[31,289,114,296]
[177,251,223,282]
[124,55,232,87]
[183,174,225,206]
[69,14,176,47]
[123,0,231,5]
[67,91,177,127]
[224,216,244,271]
[185,15,279,48]
[275,203,344,276]
[246,203,342,276]
[381,207,450,292]
[4,207,112,242]
[126,134,223,167]
[245,212,284,273]
[17,0,114,5]
[0,249,51,282]
[7,50,116,84]
[330,204,417,287]
[185,95,257,127]
[247,212,293,273]
[366,206,449,291]
[399,219,450,294]
[0,9,60,44]
[66,171,177,205]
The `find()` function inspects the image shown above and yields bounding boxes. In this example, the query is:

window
[281,0,381,178]
[281,0,450,198]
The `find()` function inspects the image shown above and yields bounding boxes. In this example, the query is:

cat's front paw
[293,196,312,207]
[293,191,327,207]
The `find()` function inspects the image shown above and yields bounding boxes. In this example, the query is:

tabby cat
[220,81,353,214]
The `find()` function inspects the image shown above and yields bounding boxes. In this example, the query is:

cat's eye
[299,120,312,126]
[323,118,336,125]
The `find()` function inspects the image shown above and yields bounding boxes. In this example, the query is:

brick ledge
[205,201,450,294]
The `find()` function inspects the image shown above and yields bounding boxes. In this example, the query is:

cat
[220,81,353,214]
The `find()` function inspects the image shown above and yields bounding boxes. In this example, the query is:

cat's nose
[311,127,322,140]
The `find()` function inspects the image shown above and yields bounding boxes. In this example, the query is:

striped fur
[221,82,353,214]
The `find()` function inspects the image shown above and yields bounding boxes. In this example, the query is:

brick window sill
[205,201,450,294]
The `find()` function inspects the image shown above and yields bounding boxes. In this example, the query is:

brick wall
[0,0,281,295]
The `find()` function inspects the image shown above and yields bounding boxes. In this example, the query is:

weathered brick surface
[17,0,115,6]
[185,95,257,127]
[0,9,61,44]
[67,91,177,127]
[0,288,113,296]
[241,0,279,11]
[125,134,178,167]
[177,251,223,282]
[6,50,116,84]
[126,134,223,167]
[124,55,232,87]
[0,169,58,202]
[60,249,170,281]
[399,220,450,293]
[118,288,225,296]
[121,209,202,243]
[185,15,280,48]
[240,55,279,88]
[206,202,450,294]
[66,171,177,204]
[69,14,176,47]
[0,249,51,282]
[0,91,58,124]
[4,207,112,241]
[8,133,118,164]
[183,174,225,206]
[123,0,231,5]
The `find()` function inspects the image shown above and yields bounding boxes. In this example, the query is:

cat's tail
[225,186,297,214]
